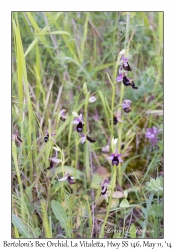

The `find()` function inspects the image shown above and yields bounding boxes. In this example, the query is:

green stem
[122,209,126,237]
[12,141,25,220]
[84,91,90,183]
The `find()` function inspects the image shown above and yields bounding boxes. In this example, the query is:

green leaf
[122,155,140,173]
[56,166,84,181]
[145,176,163,196]
[90,174,103,189]
[149,203,163,218]
[37,31,71,36]
[130,224,136,238]
[51,200,71,237]
[119,198,130,208]
[34,227,41,238]
[12,214,31,238]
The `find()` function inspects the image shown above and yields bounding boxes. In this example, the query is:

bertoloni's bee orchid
[101,178,110,195]
[119,55,132,71]
[59,172,76,185]
[59,109,67,121]
[47,150,62,170]
[72,113,84,133]
[79,133,96,144]
[122,99,132,113]
[108,148,123,166]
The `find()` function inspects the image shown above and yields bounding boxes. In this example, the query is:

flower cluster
[116,55,138,89]
[101,138,123,196]
[72,112,96,144]
[146,127,158,146]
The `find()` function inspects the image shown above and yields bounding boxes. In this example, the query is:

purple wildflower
[113,110,123,124]
[116,73,123,82]
[116,66,124,82]
[108,148,123,166]
[122,99,132,113]
[44,131,56,143]
[12,130,23,145]
[80,134,86,144]
[59,109,67,121]
[59,172,76,185]
[80,133,96,144]
[119,55,132,71]
[146,127,158,146]
[72,114,84,132]
[101,178,109,195]
[47,150,62,170]
[102,145,109,153]
[123,75,138,89]
[149,95,155,103]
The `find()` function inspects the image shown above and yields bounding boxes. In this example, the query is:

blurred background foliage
[12,12,163,239]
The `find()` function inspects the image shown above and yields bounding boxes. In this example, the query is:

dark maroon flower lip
[108,149,123,166]
[119,55,132,71]
[72,114,85,133]
[101,178,109,195]
[123,62,132,71]
[44,131,56,143]
[123,76,138,89]
[79,132,96,144]
[47,150,61,170]
[12,130,23,144]
[59,109,67,121]
[59,172,76,184]
[122,99,132,113]
[76,122,83,132]
[124,107,131,113]
[112,111,123,124]
[68,176,76,184]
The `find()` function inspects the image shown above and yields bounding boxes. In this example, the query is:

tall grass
[12,12,163,238]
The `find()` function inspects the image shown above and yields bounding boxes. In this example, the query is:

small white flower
[112,137,118,146]
[119,49,126,56]
[89,96,96,103]
[72,111,78,117]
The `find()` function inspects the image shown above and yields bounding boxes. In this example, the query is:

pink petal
[59,176,68,182]
[116,75,123,82]
[117,117,123,123]
[108,156,114,160]
[51,158,61,164]
[119,158,123,162]
[115,148,118,154]
[72,120,79,124]
[124,61,128,67]
[81,136,86,144]
[118,66,123,74]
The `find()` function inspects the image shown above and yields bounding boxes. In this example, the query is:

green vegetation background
[12,12,163,239]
